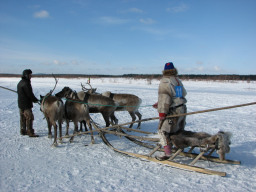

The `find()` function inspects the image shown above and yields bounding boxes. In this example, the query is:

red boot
[156,145,172,161]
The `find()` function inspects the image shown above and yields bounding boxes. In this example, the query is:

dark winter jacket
[17,76,38,110]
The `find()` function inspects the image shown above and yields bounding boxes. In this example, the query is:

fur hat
[164,62,174,70]
[22,69,32,80]
[163,62,177,76]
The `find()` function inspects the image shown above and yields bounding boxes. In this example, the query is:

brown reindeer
[78,83,119,128]
[77,90,118,128]
[40,75,64,146]
[40,94,64,146]
[55,87,94,144]
[102,91,142,129]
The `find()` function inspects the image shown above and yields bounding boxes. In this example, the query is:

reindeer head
[55,87,73,98]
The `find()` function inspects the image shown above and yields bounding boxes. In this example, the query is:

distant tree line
[0,73,255,81]
[178,74,256,81]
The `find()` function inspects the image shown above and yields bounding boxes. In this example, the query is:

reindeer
[55,87,95,144]
[78,83,118,128]
[40,75,64,146]
[102,91,142,129]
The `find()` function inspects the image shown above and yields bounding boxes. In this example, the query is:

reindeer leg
[128,111,136,129]
[135,111,142,129]
[52,123,58,147]
[46,117,52,138]
[102,113,110,128]
[79,121,83,132]
[83,121,88,132]
[65,120,69,136]
[86,119,94,144]
[70,122,78,143]
[81,120,88,132]
[58,120,63,144]
[110,113,118,125]
[74,122,79,133]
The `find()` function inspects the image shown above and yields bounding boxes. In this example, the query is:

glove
[159,113,166,120]
[152,102,158,109]
[34,98,40,103]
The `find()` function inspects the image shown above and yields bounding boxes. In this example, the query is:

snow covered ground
[0,77,255,192]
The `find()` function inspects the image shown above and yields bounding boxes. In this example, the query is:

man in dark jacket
[17,69,39,137]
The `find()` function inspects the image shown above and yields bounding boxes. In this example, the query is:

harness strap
[174,77,180,86]
[169,103,185,111]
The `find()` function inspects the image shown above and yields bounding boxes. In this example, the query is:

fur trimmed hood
[162,68,178,76]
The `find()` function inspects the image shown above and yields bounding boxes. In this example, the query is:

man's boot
[27,120,39,137]
[20,129,27,135]
[27,129,39,137]
[156,145,172,161]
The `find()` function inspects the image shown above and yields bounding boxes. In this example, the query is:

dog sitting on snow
[170,131,232,160]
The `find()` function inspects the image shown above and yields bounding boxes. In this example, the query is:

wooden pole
[0,86,17,93]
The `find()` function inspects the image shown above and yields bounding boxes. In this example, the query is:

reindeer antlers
[81,82,92,91]
[49,74,59,95]
[81,82,97,94]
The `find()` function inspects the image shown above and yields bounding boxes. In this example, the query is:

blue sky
[0,0,255,75]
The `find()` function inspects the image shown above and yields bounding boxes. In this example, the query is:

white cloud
[167,3,189,13]
[41,59,82,67]
[139,18,155,24]
[34,10,50,18]
[133,26,172,36]
[53,60,65,65]
[99,16,129,24]
[128,8,143,13]
[213,65,221,72]
[181,62,225,74]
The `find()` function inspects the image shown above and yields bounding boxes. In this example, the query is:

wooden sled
[90,122,240,177]
[118,128,240,165]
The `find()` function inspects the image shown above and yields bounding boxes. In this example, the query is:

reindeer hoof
[51,143,58,147]
[69,136,74,143]
[48,134,52,138]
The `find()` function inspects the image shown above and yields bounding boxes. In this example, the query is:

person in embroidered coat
[153,62,187,160]
[17,69,39,137]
